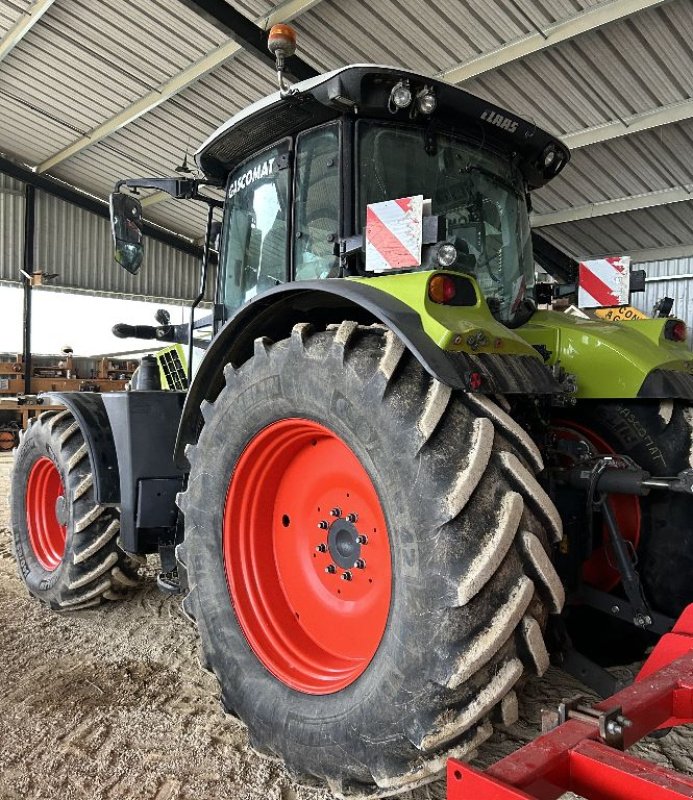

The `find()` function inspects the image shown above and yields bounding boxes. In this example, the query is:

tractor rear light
[468,371,483,391]
[428,274,456,304]
[664,319,687,342]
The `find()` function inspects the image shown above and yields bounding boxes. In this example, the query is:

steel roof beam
[532,184,693,227]
[563,97,693,149]
[177,0,318,82]
[36,0,323,174]
[0,0,56,64]
[439,0,671,84]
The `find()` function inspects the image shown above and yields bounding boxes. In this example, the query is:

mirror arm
[192,192,224,209]
[113,177,223,200]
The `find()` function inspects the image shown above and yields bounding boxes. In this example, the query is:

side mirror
[209,220,222,251]
[109,192,144,274]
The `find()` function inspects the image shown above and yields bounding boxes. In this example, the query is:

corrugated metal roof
[0,0,33,39]
[463,2,693,136]
[538,199,693,259]
[533,118,693,212]
[0,0,691,302]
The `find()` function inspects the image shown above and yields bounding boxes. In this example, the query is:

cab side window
[293,124,340,281]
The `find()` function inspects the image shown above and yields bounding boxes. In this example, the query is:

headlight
[437,242,458,268]
[389,80,412,110]
[416,86,437,115]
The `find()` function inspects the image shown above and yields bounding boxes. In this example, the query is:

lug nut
[341,571,352,581]
[316,543,327,552]
[356,535,368,545]
[317,520,329,529]
[354,559,366,569]
[346,513,358,523]
[325,564,336,574]
[330,507,342,517]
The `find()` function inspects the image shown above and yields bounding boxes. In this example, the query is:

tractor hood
[196,64,569,190]
[518,311,693,399]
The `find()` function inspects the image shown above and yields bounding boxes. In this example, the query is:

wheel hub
[55,495,68,526]
[327,517,362,569]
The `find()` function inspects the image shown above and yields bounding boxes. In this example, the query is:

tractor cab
[111,47,570,343]
[196,60,569,329]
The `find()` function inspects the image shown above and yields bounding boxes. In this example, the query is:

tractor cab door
[219,123,342,320]
[292,122,341,282]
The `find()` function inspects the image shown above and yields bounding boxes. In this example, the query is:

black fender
[175,280,560,466]
[42,392,121,504]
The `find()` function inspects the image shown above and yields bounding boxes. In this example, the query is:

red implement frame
[449,605,693,800]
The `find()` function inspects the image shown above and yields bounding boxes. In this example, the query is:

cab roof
[196,64,569,190]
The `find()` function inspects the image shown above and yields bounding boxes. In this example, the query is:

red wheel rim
[223,419,392,694]
[553,420,641,591]
[26,456,67,571]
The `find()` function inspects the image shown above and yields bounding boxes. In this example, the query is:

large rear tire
[178,323,564,795]
[10,408,139,609]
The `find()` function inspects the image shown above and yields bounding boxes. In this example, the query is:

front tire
[11,408,139,609]
[179,323,564,795]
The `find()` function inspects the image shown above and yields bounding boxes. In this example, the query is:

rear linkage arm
[557,457,692,635]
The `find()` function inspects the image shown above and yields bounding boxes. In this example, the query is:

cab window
[220,142,290,316]
[293,124,340,281]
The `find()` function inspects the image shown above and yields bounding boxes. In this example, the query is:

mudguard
[174,280,560,466]
[42,392,121,504]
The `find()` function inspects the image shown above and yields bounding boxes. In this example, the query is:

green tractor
[10,26,693,796]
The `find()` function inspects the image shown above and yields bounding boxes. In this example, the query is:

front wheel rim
[26,456,67,571]
[224,418,392,694]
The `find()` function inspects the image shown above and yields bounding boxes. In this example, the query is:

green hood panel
[518,311,693,399]
[351,271,541,360]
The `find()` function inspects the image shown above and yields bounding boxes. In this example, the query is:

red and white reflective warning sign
[578,256,631,308]
[365,195,424,272]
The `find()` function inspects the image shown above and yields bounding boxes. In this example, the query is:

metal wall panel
[0,186,206,304]
[0,173,25,283]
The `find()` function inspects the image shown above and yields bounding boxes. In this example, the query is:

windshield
[358,122,534,325]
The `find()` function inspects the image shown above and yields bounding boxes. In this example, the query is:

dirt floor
[2,451,693,800]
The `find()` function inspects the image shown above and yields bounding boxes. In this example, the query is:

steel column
[22,184,35,396]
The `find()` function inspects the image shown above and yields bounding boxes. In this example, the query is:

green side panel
[517,311,693,399]
[350,271,541,360]
[156,344,188,391]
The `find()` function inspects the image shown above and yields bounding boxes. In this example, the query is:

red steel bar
[448,609,693,800]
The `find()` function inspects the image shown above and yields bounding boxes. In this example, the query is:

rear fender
[174,280,559,466]
[42,392,120,504]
